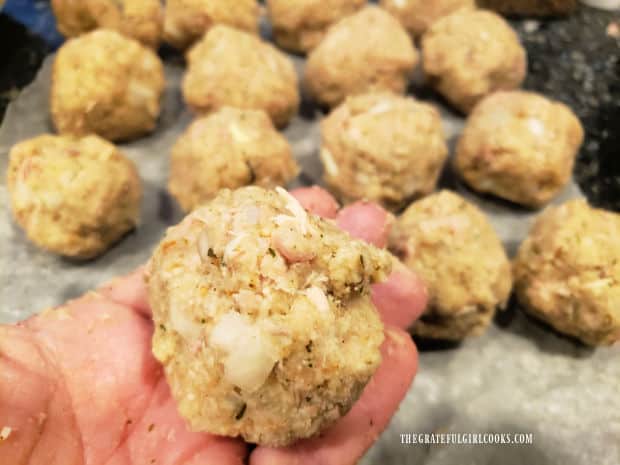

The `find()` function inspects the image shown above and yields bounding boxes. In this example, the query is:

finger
[336,201,393,248]
[290,186,340,219]
[371,262,428,329]
[96,266,151,317]
[250,327,418,465]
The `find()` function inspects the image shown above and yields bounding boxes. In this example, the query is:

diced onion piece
[210,312,278,392]
[196,229,210,262]
[0,426,11,441]
[224,233,247,261]
[276,186,309,234]
[229,123,252,143]
[320,147,339,177]
[304,286,330,315]
[169,299,201,340]
[527,118,545,137]
[368,100,393,115]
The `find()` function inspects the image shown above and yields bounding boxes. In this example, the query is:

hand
[0,187,427,465]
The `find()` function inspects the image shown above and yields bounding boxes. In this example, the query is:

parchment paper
[1,55,618,465]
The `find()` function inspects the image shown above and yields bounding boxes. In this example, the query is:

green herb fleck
[268,247,276,257]
[235,403,247,420]
[207,247,216,258]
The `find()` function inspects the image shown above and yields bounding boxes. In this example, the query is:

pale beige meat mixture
[7,134,142,259]
[168,107,299,212]
[320,92,448,210]
[514,200,620,346]
[148,186,391,445]
[390,190,512,339]
[51,0,163,48]
[379,0,475,38]
[454,91,584,208]
[163,0,259,50]
[422,9,527,113]
[266,0,366,54]
[183,26,300,128]
[304,6,419,108]
[51,29,165,142]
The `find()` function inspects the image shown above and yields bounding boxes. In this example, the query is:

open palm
[0,187,427,465]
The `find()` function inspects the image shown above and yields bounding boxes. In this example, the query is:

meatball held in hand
[183,26,299,128]
[305,6,418,108]
[422,9,526,113]
[266,0,365,54]
[51,0,163,48]
[514,200,620,346]
[168,107,299,212]
[320,92,448,210]
[455,91,584,208]
[390,190,512,340]
[7,134,142,259]
[379,0,475,38]
[51,29,165,142]
[147,186,392,446]
[163,0,259,50]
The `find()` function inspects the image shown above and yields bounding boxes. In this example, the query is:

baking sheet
[1,55,618,465]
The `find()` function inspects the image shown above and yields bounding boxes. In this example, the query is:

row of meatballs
[7,132,620,348]
[49,4,530,140]
[7,83,584,259]
[52,0,499,54]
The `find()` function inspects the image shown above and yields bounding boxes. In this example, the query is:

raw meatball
[51,0,163,48]
[390,190,512,339]
[51,29,165,142]
[455,91,584,207]
[147,186,391,445]
[304,6,418,108]
[7,134,141,259]
[266,0,365,54]
[320,92,448,210]
[379,0,475,38]
[168,107,299,212]
[514,200,620,346]
[422,9,527,113]
[163,0,259,50]
[183,25,299,128]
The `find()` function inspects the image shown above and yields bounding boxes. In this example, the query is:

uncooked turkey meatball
[266,0,365,54]
[168,107,299,212]
[51,29,165,142]
[147,186,391,446]
[422,9,527,113]
[454,91,584,207]
[320,92,448,210]
[379,0,475,38]
[183,25,299,128]
[163,0,259,50]
[51,0,163,48]
[390,190,512,340]
[304,6,418,108]
[7,134,141,259]
[514,200,620,346]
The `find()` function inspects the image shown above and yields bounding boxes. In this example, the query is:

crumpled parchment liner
[1,56,618,465]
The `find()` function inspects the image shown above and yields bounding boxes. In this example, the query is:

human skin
[0,187,426,465]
